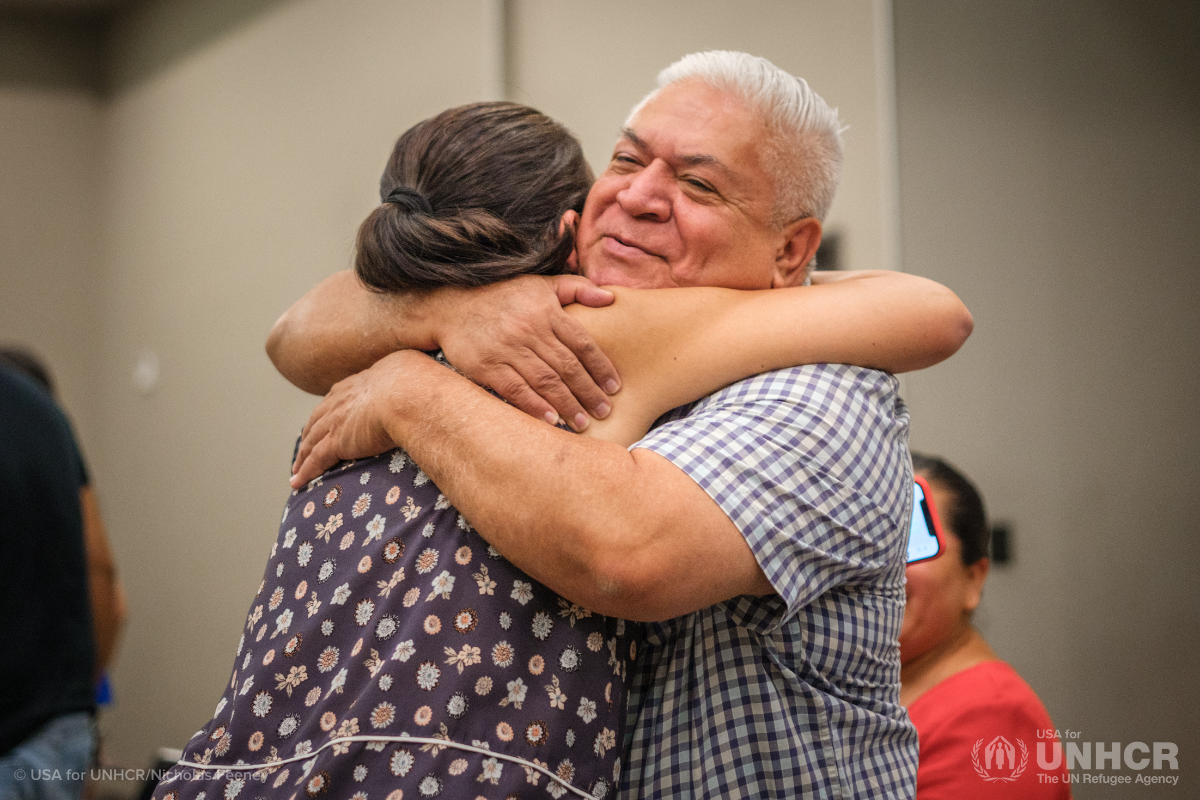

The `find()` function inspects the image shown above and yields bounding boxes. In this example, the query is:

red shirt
[908,661,1071,799]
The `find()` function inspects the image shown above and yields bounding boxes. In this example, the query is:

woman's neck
[900,624,997,707]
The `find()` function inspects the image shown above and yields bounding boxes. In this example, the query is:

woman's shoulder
[910,660,1055,738]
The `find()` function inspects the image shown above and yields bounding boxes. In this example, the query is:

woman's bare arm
[571,271,973,446]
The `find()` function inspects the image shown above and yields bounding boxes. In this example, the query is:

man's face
[576,79,799,290]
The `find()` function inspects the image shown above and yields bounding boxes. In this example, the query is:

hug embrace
[154,51,973,800]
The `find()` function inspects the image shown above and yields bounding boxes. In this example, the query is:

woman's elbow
[943,299,974,357]
[265,312,296,376]
[922,286,973,365]
[266,312,330,395]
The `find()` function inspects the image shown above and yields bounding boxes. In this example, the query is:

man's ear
[559,210,581,274]
[772,217,822,288]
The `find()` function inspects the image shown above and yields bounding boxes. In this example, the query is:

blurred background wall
[0,0,1195,797]
[894,0,1200,787]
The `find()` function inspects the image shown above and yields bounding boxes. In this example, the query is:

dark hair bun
[355,102,592,292]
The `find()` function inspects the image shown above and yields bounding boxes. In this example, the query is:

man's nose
[616,159,672,221]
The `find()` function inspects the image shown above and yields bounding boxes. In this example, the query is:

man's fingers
[551,274,614,309]
[514,353,595,430]
[526,334,612,424]
[440,274,619,427]
[292,405,335,484]
[292,433,339,488]
[545,277,621,399]
[551,314,621,400]
[486,363,570,429]
[291,430,320,487]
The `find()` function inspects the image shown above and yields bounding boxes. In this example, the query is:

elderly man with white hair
[274,51,929,798]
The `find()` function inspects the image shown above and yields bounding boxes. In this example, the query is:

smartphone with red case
[907,475,946,564]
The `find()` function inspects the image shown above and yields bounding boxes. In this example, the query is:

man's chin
[583,262,674,290]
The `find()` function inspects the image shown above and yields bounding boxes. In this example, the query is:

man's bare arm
[290,350,770,622]
[266,271,621,429]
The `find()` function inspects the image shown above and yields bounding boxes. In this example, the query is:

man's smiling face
[576,79,798,290]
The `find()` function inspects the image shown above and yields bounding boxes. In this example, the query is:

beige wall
[0,87,104,457]
[895,0,1200,786]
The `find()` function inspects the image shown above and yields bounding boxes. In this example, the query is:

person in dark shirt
[0,353,126,800]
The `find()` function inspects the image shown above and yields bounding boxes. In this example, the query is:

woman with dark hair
[901,454,1070,799]
[156,103,969,800]
[354,102,593,293]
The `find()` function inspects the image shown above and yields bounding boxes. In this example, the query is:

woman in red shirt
[901,454,1071,799]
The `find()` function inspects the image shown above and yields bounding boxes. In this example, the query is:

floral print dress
[154,448,632,800]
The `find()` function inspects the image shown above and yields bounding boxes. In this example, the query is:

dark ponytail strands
[355,103,592,293]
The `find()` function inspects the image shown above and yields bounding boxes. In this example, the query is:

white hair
[626,50,845,226]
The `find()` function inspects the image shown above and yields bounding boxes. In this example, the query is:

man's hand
[268,271,621,429]
[430,275,620,431]
[290,351,423,488]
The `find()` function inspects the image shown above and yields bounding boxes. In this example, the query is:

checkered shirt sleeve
[620,363,918,799]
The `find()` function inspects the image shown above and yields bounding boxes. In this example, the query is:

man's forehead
[622,81,766,175]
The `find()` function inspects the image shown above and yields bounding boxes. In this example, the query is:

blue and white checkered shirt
[619,363,918,799]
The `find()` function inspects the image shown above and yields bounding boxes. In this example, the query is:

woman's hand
[290,351,428,488]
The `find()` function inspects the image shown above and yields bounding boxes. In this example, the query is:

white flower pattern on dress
[172,445,630,800]
[315,513,342,543]
[415,661,440,691]
[577,696,597,724]
[352,493,371,518]
[400,496,421,521]
[272,609,293,638]
[427,570,455,600]
[500,677,527,709]
[251,690,272,717]
[390,639,416,662]
[546,675,567,709]
[531,611,554,640]
[364,514,386,544]
[511,580,534,605]
[327,667,348,697]
[477,756,503,785]
[354,598,375,626]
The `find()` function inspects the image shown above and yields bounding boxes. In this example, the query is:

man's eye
[613,154,639,166]
[685,179,714,193]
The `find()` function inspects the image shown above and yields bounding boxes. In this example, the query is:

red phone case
[912,475,947,564]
